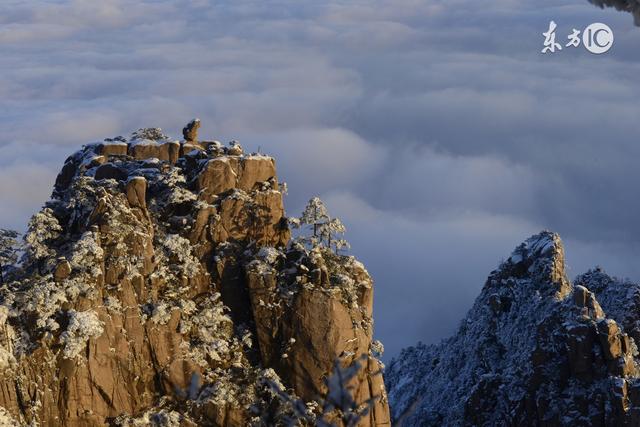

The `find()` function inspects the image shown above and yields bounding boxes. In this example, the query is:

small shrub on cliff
[0,229,19,285]
[162,234,201,278]
[0,407,19,426]
[131,127,170,142]
[60,309,104,359]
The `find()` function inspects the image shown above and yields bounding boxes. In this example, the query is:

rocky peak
[489,230,571,299]
[386,231,640,426]
[0,121,390,426]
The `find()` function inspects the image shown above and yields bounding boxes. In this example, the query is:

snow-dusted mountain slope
[386,231,640,426]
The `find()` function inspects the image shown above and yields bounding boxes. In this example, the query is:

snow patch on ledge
[60,310,104,359]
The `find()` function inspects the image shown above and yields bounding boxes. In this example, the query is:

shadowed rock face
[386,231,640,426]
[0,130,390,426]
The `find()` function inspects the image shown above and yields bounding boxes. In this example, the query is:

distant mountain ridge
[385,231,640,426]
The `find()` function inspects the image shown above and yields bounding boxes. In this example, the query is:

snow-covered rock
[0,121,389,426]
[60,310,104,359]
[386,231,640,426]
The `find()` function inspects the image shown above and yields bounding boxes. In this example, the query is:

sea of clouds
[1,0,639,358]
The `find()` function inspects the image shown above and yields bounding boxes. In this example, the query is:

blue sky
[1,0,639,358]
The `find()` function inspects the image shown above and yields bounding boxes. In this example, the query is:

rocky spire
[489,230,571,299]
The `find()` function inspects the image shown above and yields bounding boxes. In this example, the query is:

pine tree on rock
[299,197,350,254]
[300,197,329,242]
[320,217,347,252]
[24,208,62,274]
[0,229,19,285]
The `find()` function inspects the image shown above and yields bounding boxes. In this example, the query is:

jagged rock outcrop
[0,124,390,426]
[386,231,640,426]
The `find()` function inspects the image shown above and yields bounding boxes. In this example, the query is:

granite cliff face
[386,231,640,426]
[0,125,390,426]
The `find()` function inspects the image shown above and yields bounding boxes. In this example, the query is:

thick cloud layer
[1,0,639,358]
